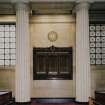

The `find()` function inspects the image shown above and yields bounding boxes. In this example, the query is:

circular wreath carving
[48,31,58,42]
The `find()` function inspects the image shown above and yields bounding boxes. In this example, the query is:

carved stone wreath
[48,31,58,42]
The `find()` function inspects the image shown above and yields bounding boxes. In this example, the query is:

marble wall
[30,15,76,97]
[0,15,105,98]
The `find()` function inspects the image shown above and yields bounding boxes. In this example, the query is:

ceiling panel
[0,2,104,15]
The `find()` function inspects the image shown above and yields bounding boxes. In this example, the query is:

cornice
[30,0,105,2]
[0,0,104,3]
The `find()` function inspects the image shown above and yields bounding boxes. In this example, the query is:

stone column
[76,2,91,102]
[15,2,31,105]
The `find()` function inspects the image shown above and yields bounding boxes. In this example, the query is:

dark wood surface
[95,91,105,105]
[0,91,12,105]
[33,46,73,80]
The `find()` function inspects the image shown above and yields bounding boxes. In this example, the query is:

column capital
[11,0,29,11]
[15,2,29,12]
[75,1,90,12]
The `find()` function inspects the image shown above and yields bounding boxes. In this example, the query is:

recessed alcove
[33,46,73,80]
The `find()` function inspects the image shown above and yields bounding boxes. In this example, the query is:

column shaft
[15,3,30,102]
[76,2,91,102]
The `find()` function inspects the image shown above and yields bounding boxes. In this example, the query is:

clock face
[48,31,58,42]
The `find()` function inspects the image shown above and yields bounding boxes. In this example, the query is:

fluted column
[76,2,91,102]
[15,2,30,104]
